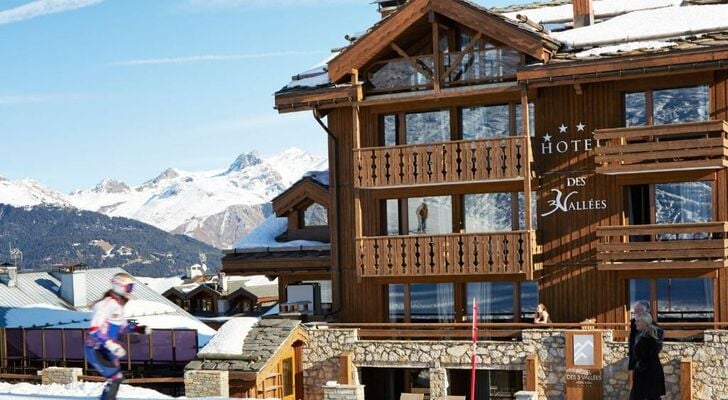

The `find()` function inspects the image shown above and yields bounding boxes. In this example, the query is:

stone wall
[40,367,82,385]
[303,326,728,400]
[183,370,229,398]
[323,384,365,400]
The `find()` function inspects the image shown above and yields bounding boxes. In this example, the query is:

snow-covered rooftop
[232,215,329,250]
[198,317,260,356]
[501,0,682,24]
[303,169,330,187]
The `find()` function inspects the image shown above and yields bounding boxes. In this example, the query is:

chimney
[218,272,228,294]
[572,0,594,28]
[375,0,408,19]
[0,263,18,288]
[58,264,88,307]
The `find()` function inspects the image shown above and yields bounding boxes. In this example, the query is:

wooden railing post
[680,357,692,400]
[339,352,354,385]
[525,353,539,392]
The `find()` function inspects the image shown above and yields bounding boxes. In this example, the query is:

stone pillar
[429,366,449,400]
[323,383,365,400]
[41,367,82,385]
[184,370,229,398]
[514,391,538,400]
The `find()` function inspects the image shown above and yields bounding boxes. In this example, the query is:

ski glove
[104,340,127,358]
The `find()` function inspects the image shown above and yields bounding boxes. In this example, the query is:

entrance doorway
[448,369,522,400]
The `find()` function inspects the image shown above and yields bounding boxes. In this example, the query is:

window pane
[657,278,713,322]
[304,203,328,226]
[655,182,712,239]
[521,281,539,317]
[518,191,538,230]
[384,115,397,146]
[466,282,514,322]
[406,110,450,144]
[462,104,510,140]
[411,283,454,323]
[515,102,536,136]
[282,358,294,396]
[408,196,452,235]
[653,86,709,125]
[464,193,512,232]
[625,92,646,127]
[386,199,399,236]
[629,279,651,313]
[388,284,405,322]
[370,60,431,90]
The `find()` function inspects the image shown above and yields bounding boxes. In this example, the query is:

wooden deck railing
[597,222,728,270]
[322,322,728,341]
[356,231,538,278]
[353,137,527,189]
[593,120,728,175]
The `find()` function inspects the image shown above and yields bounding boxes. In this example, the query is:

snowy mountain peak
[0,177,74,208]
[146,168,181,186]
[93,179,130,194]
[226,151,262,174]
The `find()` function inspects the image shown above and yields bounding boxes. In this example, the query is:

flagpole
[471,297,478,400]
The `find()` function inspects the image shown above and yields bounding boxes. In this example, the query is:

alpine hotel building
[252,0,728,398]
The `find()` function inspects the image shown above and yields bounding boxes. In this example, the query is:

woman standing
[630,312,666,400]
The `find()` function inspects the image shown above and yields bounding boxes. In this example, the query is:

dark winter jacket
[628,319,664,370]
[630,333,666,400]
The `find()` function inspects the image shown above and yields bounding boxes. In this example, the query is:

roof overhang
[222,248,332,277]
[272,178,330,217]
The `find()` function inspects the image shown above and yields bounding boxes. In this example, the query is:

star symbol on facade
[558,124,568,134]
[576,122,586,132]
[543,133,552,142]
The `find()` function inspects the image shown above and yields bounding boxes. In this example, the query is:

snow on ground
[233,215,328,249]
[552,4,728,48]
[501,0,682,24]
[198,317,259,356]
[0,381,172,399]
[136,276,184,295]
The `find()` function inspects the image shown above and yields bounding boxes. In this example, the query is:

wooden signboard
[565,331,603,400]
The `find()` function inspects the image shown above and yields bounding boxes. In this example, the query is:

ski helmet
[111,272,134,298]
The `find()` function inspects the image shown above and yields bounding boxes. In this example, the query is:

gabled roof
[272,176,330,217]
[326,0,560,84]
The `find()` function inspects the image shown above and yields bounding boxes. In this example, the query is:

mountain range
[0,148,326,249]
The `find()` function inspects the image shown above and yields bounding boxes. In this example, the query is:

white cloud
[185,0,359,9]
[0,0,103,25]
[110,50,327,66]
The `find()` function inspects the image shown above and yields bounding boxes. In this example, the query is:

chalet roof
[163,276,277,300]
[221,247,331,276]
[186,319,302,375]
[271,175,329,217]
[277,0,728,97]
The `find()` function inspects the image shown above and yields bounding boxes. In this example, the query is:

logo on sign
[541,176,607,217]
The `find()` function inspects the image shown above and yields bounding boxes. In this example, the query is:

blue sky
[0,0,528,193]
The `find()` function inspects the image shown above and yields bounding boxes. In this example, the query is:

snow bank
[552,4,728,48]
[285,52,339,90]
[501,0,682,24]
[233,215,328,249]
[0,381,171,399]
[198,317,260,356]
[304,169,329,186]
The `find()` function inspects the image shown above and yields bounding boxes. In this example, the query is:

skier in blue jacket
[85,273,151,400]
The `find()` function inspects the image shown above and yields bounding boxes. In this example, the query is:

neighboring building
[0,264,215,344]
[185,318,306,399]
[267,0,728,398]
[222,173,333,320]
[162,273,278,318]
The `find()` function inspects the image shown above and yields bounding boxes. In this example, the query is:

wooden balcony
[597,222,728,270]
[354,137,527,189]
[355,231,539,279]
[593,120,728,175]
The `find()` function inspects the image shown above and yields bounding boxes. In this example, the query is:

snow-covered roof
[303,169,330,187]
[552,4,728,49]
[500,0,682,24]
[0,268,216,346]
[198,317,260,356]
[232,215,329,250]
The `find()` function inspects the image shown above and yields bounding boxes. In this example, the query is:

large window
[624,85,709,126]
[464,193,513,232]
[465,281,538,322]
[629,278,714,322]
[389,283,454,323]
[627,181,713,228]
[462,104,510,139]
[303,203,328,226]
[408,196,452,235]
[406,110,450,144]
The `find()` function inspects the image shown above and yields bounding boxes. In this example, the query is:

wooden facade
[274,0,728,331]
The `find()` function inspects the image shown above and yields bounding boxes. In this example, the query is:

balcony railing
[593,120,728,175]
[354,137,527,189]
[597,222,728,270]
[355,231,538,278]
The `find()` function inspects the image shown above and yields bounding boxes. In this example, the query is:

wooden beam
[339,352,355,384]
[390,42,434,81]
[681,357,693,400]
[431,11,441,93]
[441,32,483,83]
[525,353,539,391]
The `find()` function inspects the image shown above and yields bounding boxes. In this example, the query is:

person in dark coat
[628,301,663,370]
[629,312,666,400]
